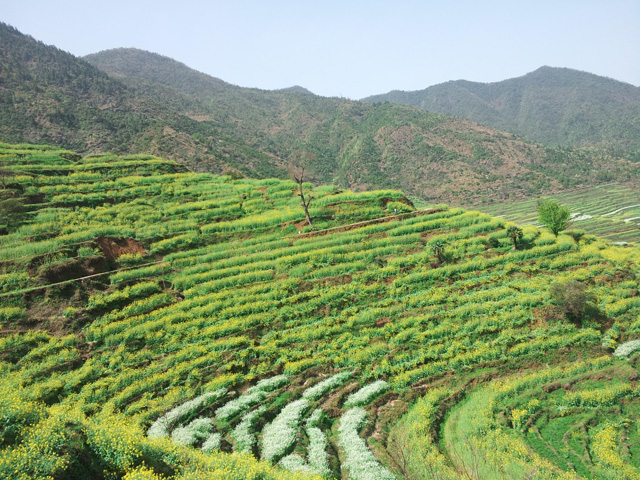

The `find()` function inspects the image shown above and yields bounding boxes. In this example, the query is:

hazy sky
[3,0,639,98]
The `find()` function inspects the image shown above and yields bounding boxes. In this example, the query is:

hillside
[0,23,283,177]
[84,48,640,205]
[2,143,640,479]
[363,66,640,155]
[2,22,637,206]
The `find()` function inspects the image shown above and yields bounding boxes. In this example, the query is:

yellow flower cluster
[592,424,640,479]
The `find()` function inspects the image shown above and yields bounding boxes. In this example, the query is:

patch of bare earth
[96,236,145,261]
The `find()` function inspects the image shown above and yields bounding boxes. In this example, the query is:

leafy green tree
[0,197,24,228]
[506,225,524,250]
[537,198,570,236]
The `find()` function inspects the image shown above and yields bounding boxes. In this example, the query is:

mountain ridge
[83,47,640,202]
[2,22,638,207]
[362,66,640,154]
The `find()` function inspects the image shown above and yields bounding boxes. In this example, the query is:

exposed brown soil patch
[96,236,145,261]
[541,382,562,393]
[187,114,213,122]
[38,257,110,284]
[315,275,353,288]
[375,317,391,327]
[322,381,360,417]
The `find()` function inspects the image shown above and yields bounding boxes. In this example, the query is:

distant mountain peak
[362,67,640,150]
[277,85,314,95]
[84,48,233,95]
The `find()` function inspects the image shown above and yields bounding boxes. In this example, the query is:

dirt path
[602,204,640,216]
[292,207,444,239]
[0,260,166,298]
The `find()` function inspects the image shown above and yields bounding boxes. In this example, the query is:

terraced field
[480,182,640,244]
[1,143,640,479]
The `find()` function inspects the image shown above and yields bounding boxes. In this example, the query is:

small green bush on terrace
[549,279,598,324]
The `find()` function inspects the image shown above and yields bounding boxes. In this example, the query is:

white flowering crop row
[147,388,226,438]
[253,374,289,391]
[171,417,214,446]
[305,409,331,477]
[344,380,388,407]
[261,398,310,463]
[337,407,396,480]
[215,375,288,421]
[276,408,331,476]
[232,406,266,453]
[302,371,352,401]
[201,432,222,453]
[278,454,316,474]
[613,340,640,358]
[144,376,387,476]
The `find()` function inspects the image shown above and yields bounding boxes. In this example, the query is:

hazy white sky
[3,0,639,98]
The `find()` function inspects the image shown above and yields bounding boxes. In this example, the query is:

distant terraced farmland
[480,182,640,243]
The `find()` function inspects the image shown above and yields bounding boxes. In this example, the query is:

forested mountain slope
[0,23,281,177]
[84,48,640,204]
[2,22,636,206]
[363,66,640,156]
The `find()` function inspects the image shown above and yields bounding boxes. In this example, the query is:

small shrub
[428,239,447,263]
[506,224,523,249]
[549,280,597,323]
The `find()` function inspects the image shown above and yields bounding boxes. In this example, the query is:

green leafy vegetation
[506,224,524,249]
[538,198,571,236]
[1,143,640,479]
[550,279,599,324]
[482,181,640,244]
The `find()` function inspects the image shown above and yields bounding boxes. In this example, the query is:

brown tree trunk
[294,170,313,228]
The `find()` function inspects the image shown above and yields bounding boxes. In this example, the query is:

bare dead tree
[290,165,314,228]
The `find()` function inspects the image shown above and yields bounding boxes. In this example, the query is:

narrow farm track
[293,207,444,239]
[0,260,166,297]
[602,203,640,216]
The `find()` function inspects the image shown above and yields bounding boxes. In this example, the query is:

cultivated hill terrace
[1,143,640,479]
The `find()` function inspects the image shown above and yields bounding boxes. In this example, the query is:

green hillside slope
[482,181,640,244]
[83,48,640,205]
[363,66,640,155]
[2,143,640,479]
